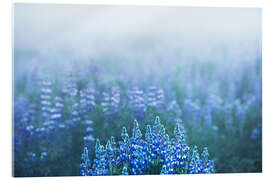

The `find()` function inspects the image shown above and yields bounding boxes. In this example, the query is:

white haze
[13,4,261,67]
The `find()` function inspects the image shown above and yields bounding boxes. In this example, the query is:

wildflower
[105,140,115,173]
[70,103,80,124]
[128,87,147,121]
[40,79,52,121]
[111,86,120,116]
[62,73,78,97]
[147,86,165,109]
[188,146,203,174]
[80,116,214,176]
[145,125,153,143]
[117,127,130,165]
[50,96,64,128]
[201,147,214,173]
[101,92,110,116]
[110,136,117,151]
[80,147,92,176]
[80,87,96,111]
[132,119,142,140]
[92,140,109,176]
[79,88,96,128]
[174,118,186,137]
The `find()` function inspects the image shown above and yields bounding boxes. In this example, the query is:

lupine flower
[188,146,203,174]
[83,87,96,109]
[172,124,189,169]
[117,127,130,165]
[105,140,115,173]
[110,136,117,151]
[147,86,165,109]
[80,116,214,176]
[80,89,95,147]
[50,96,64,129]
[156,88,165,109]
[174,124,184,143]
[92,140,109,176]
[163,144,175,174]
[83,119,94,142]
[147,86,157,107]
[145,125,153,143]
[176,119,186,132]
[80,88,96,114]
[40,79,52,121]
[28,104,37,122]
[80,147,92,176]
[128,87,147,121]
[111,86,120,116]
[129,120,149,174]
[201,147,214,173]
[101,92,110,117]
[132,120,142,139]
[62,73,78,98]
[69,103,80,124]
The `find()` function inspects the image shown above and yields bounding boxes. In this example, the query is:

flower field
[13,56,262,176]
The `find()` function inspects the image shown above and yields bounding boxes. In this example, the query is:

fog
[14,4,261,57]
[14,4,261,84]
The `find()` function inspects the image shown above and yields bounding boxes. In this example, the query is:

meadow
[13,52,262,176]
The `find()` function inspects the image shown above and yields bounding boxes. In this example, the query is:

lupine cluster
[100,86,121,119]
[111,86,121,116]
[182,92,260,137]
[22,151,49,176]
[62,74,78,98]
[127,86,166,121]
[40,79,52,122]
[187,146,214,174]
[147,86,165,109]
[128,87,147,121]
[80,116,214,176]
[14,55,262,176]
[50,96,64,126]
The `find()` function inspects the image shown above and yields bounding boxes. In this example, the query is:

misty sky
[13,4,261,62]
